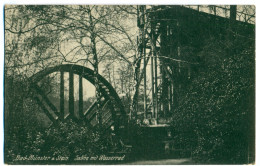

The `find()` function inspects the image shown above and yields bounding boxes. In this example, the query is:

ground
[124,158,193,165]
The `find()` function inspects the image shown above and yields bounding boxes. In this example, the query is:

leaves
[171,31,254,163]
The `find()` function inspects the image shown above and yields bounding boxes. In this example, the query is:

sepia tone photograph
[4,5,255,164]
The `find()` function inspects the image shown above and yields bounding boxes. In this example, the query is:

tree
[5,5,139,109]
[171,25,254,164]
[4,5,139,162]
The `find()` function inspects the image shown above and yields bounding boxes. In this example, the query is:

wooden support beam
[34,84,59,116]
[160,21,168,117]
[84,101,97,116]
[143,31,147,119]
[154,53,158,119]
[230,5,237,21]
[79,75,84,118]
[34,96,56,123]
[60,71,64,119]
[85,99,109,121]
[168,84,172,111]
[69,71,74,116]
[151,49,155,118]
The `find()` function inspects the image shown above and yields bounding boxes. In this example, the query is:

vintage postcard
[4,5,255,164]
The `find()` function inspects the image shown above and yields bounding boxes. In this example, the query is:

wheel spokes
[33,70,115,130]
[33,84,60,118]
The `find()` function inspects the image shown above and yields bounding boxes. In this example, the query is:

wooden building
[137,5,255,122]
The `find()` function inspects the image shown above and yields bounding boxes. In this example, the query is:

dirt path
[124,158,193,165]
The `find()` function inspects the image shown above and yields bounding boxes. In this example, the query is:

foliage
[171,33,254,164]
[5,117,112,163]
[5,5,139,117]
[5,5,137,77]
[4,78,112,163]
[43,120,110,159]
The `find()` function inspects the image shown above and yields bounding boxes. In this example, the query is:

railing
[144,5,255,24]
[183,5,255,24]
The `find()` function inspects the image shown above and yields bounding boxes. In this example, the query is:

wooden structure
[137,5,255,122]
[30,64,127,133]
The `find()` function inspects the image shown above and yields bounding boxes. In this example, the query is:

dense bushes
[5,117,112,164]
[171,34,254,164]
[4,81,112,163]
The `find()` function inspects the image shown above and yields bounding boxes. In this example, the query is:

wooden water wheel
[29,64,127,133]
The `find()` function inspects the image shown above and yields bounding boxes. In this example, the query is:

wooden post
[168,83,172,112]
[160,21,168,117]
[150,48,154,118]
[142,6,147,119]
[69,70,74,117]
[229,5,237,55]
[79,75,83,118]
[230,5,237,21]
[154,45,158,119]
[60,71,64,119]
[143,44,147,119]
[151,28,156,118]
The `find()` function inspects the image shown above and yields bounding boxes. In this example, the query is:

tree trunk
[88,8,102,129]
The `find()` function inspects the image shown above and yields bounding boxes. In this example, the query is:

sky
[0,0,258,165]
